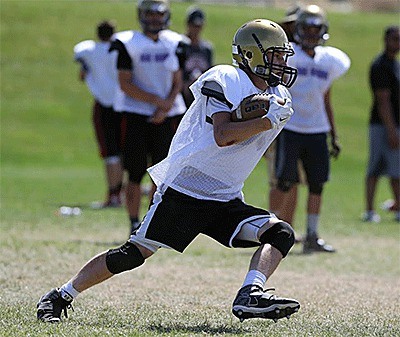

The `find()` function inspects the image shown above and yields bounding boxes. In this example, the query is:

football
[231,93,285,122]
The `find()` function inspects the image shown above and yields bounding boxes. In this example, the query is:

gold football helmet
[137,0,170,34]
[232,19,298,88]
[295,5,329,49]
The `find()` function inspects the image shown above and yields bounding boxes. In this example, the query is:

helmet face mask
[295,5,329,49]
[232,19,298,88]
[138,0,170,34]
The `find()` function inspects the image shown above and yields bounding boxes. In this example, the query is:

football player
[37,19,301,324]
[273,5,351,253]
[74,20,124,208]
[109,0,188,233]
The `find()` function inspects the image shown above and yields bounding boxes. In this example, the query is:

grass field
[1,1,399,336]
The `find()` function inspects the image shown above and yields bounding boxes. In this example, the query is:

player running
[37,18,300,324]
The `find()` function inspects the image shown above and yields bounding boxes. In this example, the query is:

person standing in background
[363,26,400,223]
[279,4,302,43]
[110,0,187,233]
[273,5,351,253]
[267,4,304,242]
[181,7,214,108]
[74,20,124,208]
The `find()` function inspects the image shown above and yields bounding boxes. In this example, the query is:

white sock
[60,281,80,301]
[307,213,319,237]
[241,269,267,289]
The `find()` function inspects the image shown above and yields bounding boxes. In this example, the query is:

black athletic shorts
[130,187,271,253]
[275,129,329,184]
[122,113,183,183]
[93,101,123,158]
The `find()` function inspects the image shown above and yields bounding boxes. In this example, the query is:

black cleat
[232,285,300,322]
[303,235,336,254]
[37,288,73,323]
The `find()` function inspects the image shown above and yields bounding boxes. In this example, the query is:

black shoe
[37,288,73,323]
[232,285,300,322]
[303,236,336,254]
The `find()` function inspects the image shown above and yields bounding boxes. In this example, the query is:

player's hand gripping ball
[231,93,285,122]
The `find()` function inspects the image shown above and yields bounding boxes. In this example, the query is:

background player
[363,25,400,223]
[181,6,214,108]
[110,0,187,233]
[273,5,351,253]
[267,4,304,242]
[74,20,124,208]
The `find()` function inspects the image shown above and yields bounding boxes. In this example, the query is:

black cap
[187,7,205,26]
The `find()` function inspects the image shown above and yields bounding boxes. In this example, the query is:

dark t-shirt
[182,39,213,107]
[369,53,400,126]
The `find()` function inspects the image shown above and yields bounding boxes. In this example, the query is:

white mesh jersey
[285,43,351,133]
[114,29,186,117]
[73,40,118,107]
[148,65,292,201]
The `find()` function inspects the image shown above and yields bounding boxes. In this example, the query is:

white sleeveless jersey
[114,29,186,117]
[73,40,119,107]
[148,65,293,201]
[285,43,350,133]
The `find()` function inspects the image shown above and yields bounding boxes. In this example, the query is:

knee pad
[105,241,145,274]
[277,179,295,192]
[308,182,324,195]
[259,221,295,257]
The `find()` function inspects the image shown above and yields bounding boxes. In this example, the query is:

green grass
[1,1,399,336]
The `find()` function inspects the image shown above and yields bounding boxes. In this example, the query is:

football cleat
[232,285,300,322]
[303,235,336,254]
[90,195,122,210]
[37,288,73,323]
[361,211,381,223]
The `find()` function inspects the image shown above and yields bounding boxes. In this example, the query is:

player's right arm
[375,87,399,149]
[110,39,169,110]
[118,70,167,108]
[370,61,399,149]
[212,110,272,147]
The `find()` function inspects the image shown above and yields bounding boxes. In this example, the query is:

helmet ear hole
[245,51,253,59]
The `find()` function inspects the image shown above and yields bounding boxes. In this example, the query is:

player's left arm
[324,88,341,158]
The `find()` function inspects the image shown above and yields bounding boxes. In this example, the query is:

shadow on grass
[147,322,249,335]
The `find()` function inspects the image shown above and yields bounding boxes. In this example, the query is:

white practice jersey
[285,43,350,133]
[114,29,186,117]
[148,65,292,201]
[73,40,118,107]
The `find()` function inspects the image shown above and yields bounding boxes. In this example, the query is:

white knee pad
[234,214,277,243]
